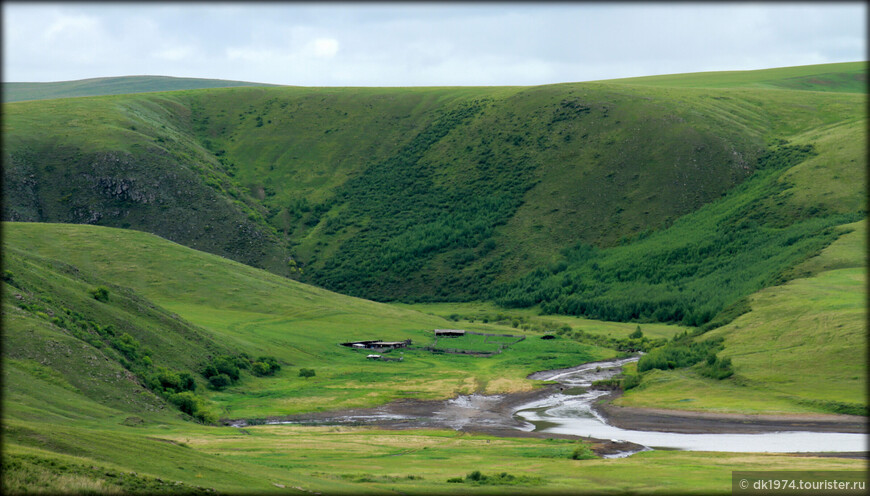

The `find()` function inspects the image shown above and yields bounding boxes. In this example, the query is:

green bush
[208,373,232,390]
[621,374,641,390]
[571,443,596,460]
[90,286,109,302]
[299,368,315,379]
[698,355,734,379]
[638,337,724,373]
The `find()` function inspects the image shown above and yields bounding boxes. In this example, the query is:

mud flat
[595,395,867,434]
[227,355,866,457]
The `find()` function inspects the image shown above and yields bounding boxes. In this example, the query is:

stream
[239,356,866,457]
[514,356,867,456]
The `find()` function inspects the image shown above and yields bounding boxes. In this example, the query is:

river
[237,356,866,456]
[514,356,867,455]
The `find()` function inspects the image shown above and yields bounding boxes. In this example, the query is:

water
[513,357,867,454]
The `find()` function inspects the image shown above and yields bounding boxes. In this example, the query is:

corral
[423,329,525,356]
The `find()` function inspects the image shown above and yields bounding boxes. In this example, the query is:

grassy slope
[604,61,866,92]
[2,92,293,276]
[10,67,858,305]
[2,75,276,103]
[3,222,619,418]
[615,220,866,414]
[3,64,863,320]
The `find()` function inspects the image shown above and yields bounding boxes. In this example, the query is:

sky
[3,2,866,86]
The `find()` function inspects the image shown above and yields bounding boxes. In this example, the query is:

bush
[208,373,232,390]
[571,443,596,460]
[299,368,316,379]
[90,286,109,302]
[252,356,281,376]
[168,391,216,424]
[252,361,271,376]
[698,355,734,379]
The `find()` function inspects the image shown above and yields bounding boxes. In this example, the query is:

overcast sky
[3,2,866,86]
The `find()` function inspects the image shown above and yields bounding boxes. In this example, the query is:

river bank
[224,356,867,457]
[595,394,866,434]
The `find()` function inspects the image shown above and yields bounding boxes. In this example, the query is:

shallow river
[514,357,867,455]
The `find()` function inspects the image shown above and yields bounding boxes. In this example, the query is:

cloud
[2,3,866,85]
[309,38,339,58]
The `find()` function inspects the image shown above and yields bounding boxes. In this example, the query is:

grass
[399,301,688,340]
[3,62,867,493]
[5,63,863,307]
[3,75,276,103]
[3,221,616,418]
[616,221,866,414]
[602,61,866,93]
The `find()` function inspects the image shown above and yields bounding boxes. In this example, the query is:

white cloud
[2,2,865,85]
[309,37,339,58]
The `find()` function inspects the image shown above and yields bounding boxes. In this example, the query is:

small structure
[341,339,411,350]
[434,329,466,337]
[374,341,408,349]
[366,354,382,360]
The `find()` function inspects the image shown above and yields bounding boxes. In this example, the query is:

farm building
[341,339,412,349]
[434,329,465,337]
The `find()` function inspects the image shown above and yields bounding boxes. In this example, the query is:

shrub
[621,373,641,390]
[178,372,196,391]
[698,355,734,379]
[208,373,232,390]
[299,368,316,379]
[571,443,596,460]
[112,333,140,361]
[90,286,109,302]
[202,364,219,378]
[629,326,643,339]
[252,362,271,376]
[212,356,240,381]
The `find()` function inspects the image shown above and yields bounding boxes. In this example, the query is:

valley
[2,62,866,493]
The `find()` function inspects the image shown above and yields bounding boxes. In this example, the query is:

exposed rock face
[2,146,290,277]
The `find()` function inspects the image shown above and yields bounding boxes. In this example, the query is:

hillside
[3,222,622,417]
[2,61,866,491]
[613,220,866,415]
[603,61,866,92]
[2,75,276,103]
[2,63,865,326]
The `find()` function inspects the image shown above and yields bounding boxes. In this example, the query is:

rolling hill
[1,62,866,493]
[2,75,277,103]
[4,62,864,328]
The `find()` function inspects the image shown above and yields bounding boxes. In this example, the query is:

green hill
[602,61,866,92]
[2,63,865,326]
[2,75,276,103]
[1,62,866,493]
